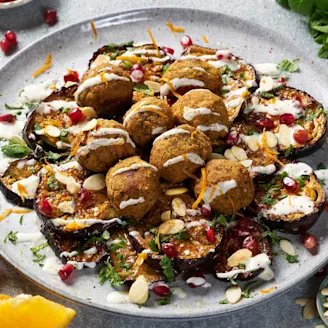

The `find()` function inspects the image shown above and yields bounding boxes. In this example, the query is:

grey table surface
[0,0,327,327]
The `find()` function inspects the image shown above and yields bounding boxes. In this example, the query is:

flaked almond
[165,187,188,196]
[303,299,317,320]
[55,170,76,186]
[226,285,242,304]
[207,153,225,160]
[246,135,260,152]
[279,239,296,256]
[278,124,291,147]
[144,80,161,93]
[295,298,309,306]
[251,96,259,106]
[315,325,326,328]
[64,81,78,88]
[128,275,149,305]
[324,310,328,316]
[45,125,61,137]
[265,131,278,148]
[231,146,248,161]
[321,288,328,296]
[93,54,111,67]
[323,302,328,308]
[58,201,75,214]
[82,118,97,132]
[259,76,274,92]
[67,181,81,195]
[224,149,238,162]
[161,210,171,222]
[10,135,28,146]
[83,174,106,191]
[227,249,252,267]
[159,219,185,235]
[81,107,98,118]
[240,159,253,168]
[172,197,187,216]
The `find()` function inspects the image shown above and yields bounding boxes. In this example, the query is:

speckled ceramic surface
[0,0,33,9]
[0,7,328,319]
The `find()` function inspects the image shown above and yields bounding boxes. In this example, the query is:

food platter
[0,7,328,319]
[0,0,33,9]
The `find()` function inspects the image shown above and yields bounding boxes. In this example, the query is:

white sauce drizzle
[42,257,61,275]
[90,128,135,148]
[163,153,204,167]
[36,101,78,115]
[0,120,25,140]
[129,231,140,237]
[119,197,145,209]
[171,287,186,299]
[202,180,237,204]
[67,261,97,270]
[197,123,228,133]
[83,246,97,255]
[112,162,157,176]
[76,138,126,157]
[107,291,130,304]
[153,128,190,144]
[152,126,166,135]
[123,105,163,126]
[248,164,276,175]
[183,107,220,121]
[15,232,44,243]
[16,159,37,169]
[11,175,40,199]
[60,250,79,258]
[277,163,313,179]
[160,78,205,97]
[50,217,123,227]
[185,219,211,229]
[254,63,282,77]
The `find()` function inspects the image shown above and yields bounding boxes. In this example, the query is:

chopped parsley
[317,162,326,170]
[238,263,246,270]
[221,89,230,95]
[45,151,61,162]
[213,144,228,154]
[5,104,24,110]
[1,141,30,158]
[34,123,41,132]
[305,108,323,121]
[259,91,275,99]
[47,174,60,190]
[31,242,48,265]
[4,231,18,244]
[99,261,124,286]
[281,171,288,179]
[19,215,23,225]
[102,230,110,240]
[242,287,251,298]
[172,230,189,240]
[133,83,153,96]
[261,230,281,246]
[212,213,236,227]
[319,179,326,186]
[284,145,293,157]
[123,61,132,70]
[117,254,132,270]
[60,128,69,142]
[239,73,245,80]
[277,58,300,73]
[148,239,159,252]
[295,175,309,188]
[247,129,257,136]
[229,277,237,285]
[285,254,298,263]
[261,185,280,206]
[61,107,70,113]
[157,292,172,306]
[160,255,175,282]
[219,299,228,304]
[162,63,170,74]
[109,239,125,251]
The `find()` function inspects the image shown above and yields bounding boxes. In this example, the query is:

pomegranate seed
[187,272,206,288]
[0,39,12,54]
[237,218,255,231]
[162,243,177,258]
[130,69,144,83]
[180,35,193,49]
[293,130,308,144]
[217,54,224,60]
[225,131,240,146]
[64,70,79,83]
[68,108,85,124]
[256,117,274,130]
[201,206,212,218]
[162,46,174,55]
[77,188,92,201]
[131,63,144,72]
[39,197,52,217]
[152,283,171,297]
[279,77,286,83]
[293,96,302,107]
[166,96,176,106]
[0,114,15,123]
[279,113,295,126]
[44,9,57,25]
[5,31,17,45]
[303,234,317,249]
[324,202,328,211]
[205,226,215,244]
[242,236,260,256]
[283,177,298,192]
[315,267,326,277]
[58,263,74,281]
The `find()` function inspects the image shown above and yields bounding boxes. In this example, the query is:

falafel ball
[106,156,160,221]
[160,59,223,98]
[75,63,133,118]
[149,124,212,183]
[75,119,136,172]
[172,89,229,141]
[194,159,254,214]
[123,97,175,147]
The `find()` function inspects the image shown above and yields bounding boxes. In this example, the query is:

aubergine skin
[0,179,33,208]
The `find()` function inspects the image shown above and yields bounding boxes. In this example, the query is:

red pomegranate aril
[0,39,12,54]
[256,117,274,130]
[5,31,17,45]
[283,177,298,192]
[162,243,177,258]
[58,263,74,281]
[131,63,144,72]
[187,272,206,288]
[243,236,260,256]
[152,284,171,297]
[166,96,176,106]
[64,70,79,83]
[205,226,215,244]
[39,197,52,217]
[68,108,85,124]
[162,46,174,55]
[201,206,212,218]
[237,218,255,231]
[217,54,224,60]
[45,9,57,25]
[225,131,240,146]
[279,113,294,126]
[303,234,317,249]
[0,114,15,123]
[77,188,92,202]
[130,69,144,83]
[293,130,308,144]
[180,35,193,49]
[294,96,302,106]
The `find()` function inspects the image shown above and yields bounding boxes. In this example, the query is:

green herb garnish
[109,239,125,251]
[162,63,170,74]
[317,162,326,170]
[45,151,61,162]
[102,230,110,240]
[31,242,48,265]
[277,58,300,72]
[123,61,132,70]
[1,141,30,158]
[99,261,124,286]
[47,174,60,190]
[133,83,153,95]
[261,230,281,246]
[19,215,23,225]
[284,145,293,158]
[286,254,298,263]
[157,292,172,306]
[219,299,228,304]
[4,231,18,244]
[259,91,275,99]
[160,255,175,282]
[148,239,159,252]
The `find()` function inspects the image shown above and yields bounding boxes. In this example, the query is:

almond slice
[240,159,253,168]
[323,302,328,308]
[158,219,185,235]
[165,187,188,196]
[172,197,187,216]
[93,54,111,67]
[259,76,274,92]
[128,275,149,305]
[295,298,309,306]
[246,135,260,152]
[324,310,328,316]
[160,210,171,222]
[81,107,98,118]
[251,96,260,106]
[279,239,296,256]
[278,124,291,147]
[144,80,161,93]
[83,174,106,191]
[58,201,75,214]
[303,299,317,320]
[227,249,252,267]
[45,125,61,137]
[231,146,248,161]
[224,149,238,162]
[67,181,81,195]
[81,118,97,132]
[226,285,242,304]
[55,171,76,186]
[265,131,278,148]
[207,153,225,160]
[321,288,328,296]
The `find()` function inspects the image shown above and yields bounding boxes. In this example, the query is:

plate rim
[0,0,34,9]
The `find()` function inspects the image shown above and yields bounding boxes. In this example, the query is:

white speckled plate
[0,7,328,319]
[0,0,33,9]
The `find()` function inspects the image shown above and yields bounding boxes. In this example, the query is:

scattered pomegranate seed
[278,77,286,83]
[237,218,256,231]
[186,272,206,288]
[162,46,174,55]
[283,177,298,192]
[64,70,79,83]
[180,35,193,49]
[303,234,317,249]
[152,283,171,297]
[166,96,176,106]
[162,243,178,258]
[0,113,15,123]
[293,130,308,144]
[324,202,328,211]
[256,117,274,130]
[279,113,295,126]
[39,197,52,217]
[130,63,144,83]
[44,9,57,26]
[201,206,212,218]
[217,54,224,60]
[5,31,17,45]
[58,263,74,281]
[293,96,302,107]
[242,236,260,256]
[225,131,240,146]
[0,39,12,54]
[77,188,92,202]
[68,108,85,124]
[205,226,215,244]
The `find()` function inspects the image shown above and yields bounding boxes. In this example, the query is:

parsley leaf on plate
[160,255,175,282]
[277,58,300,72]
[99,261,124,286]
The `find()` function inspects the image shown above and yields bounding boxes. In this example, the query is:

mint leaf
[160,255,175,282]
[277,58,300,72]
[2,141,30,158]
[318,46,328,58]
[288,0,314,16]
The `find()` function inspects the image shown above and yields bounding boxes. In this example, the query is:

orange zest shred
[33,54,52,78]
[70,139,81,157]
[147,28,160,57]
[166,22,185,35]
[260,286,277,295]
[192,167,207,209]
[191,130,197,140]
[140,107,167,118]
[17,183,32,202]
[261,129,284,166]
[90,21,97,39]
[0,208,31,222]
[115,55,144,63]
[160,77,182,98]
[182,154,188,161]
[132,252,148,271]
[65,221,89,231]
[99,71,108,83]
[227,195,244,217]
[209,185,218,200]
[202,35,209,43]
